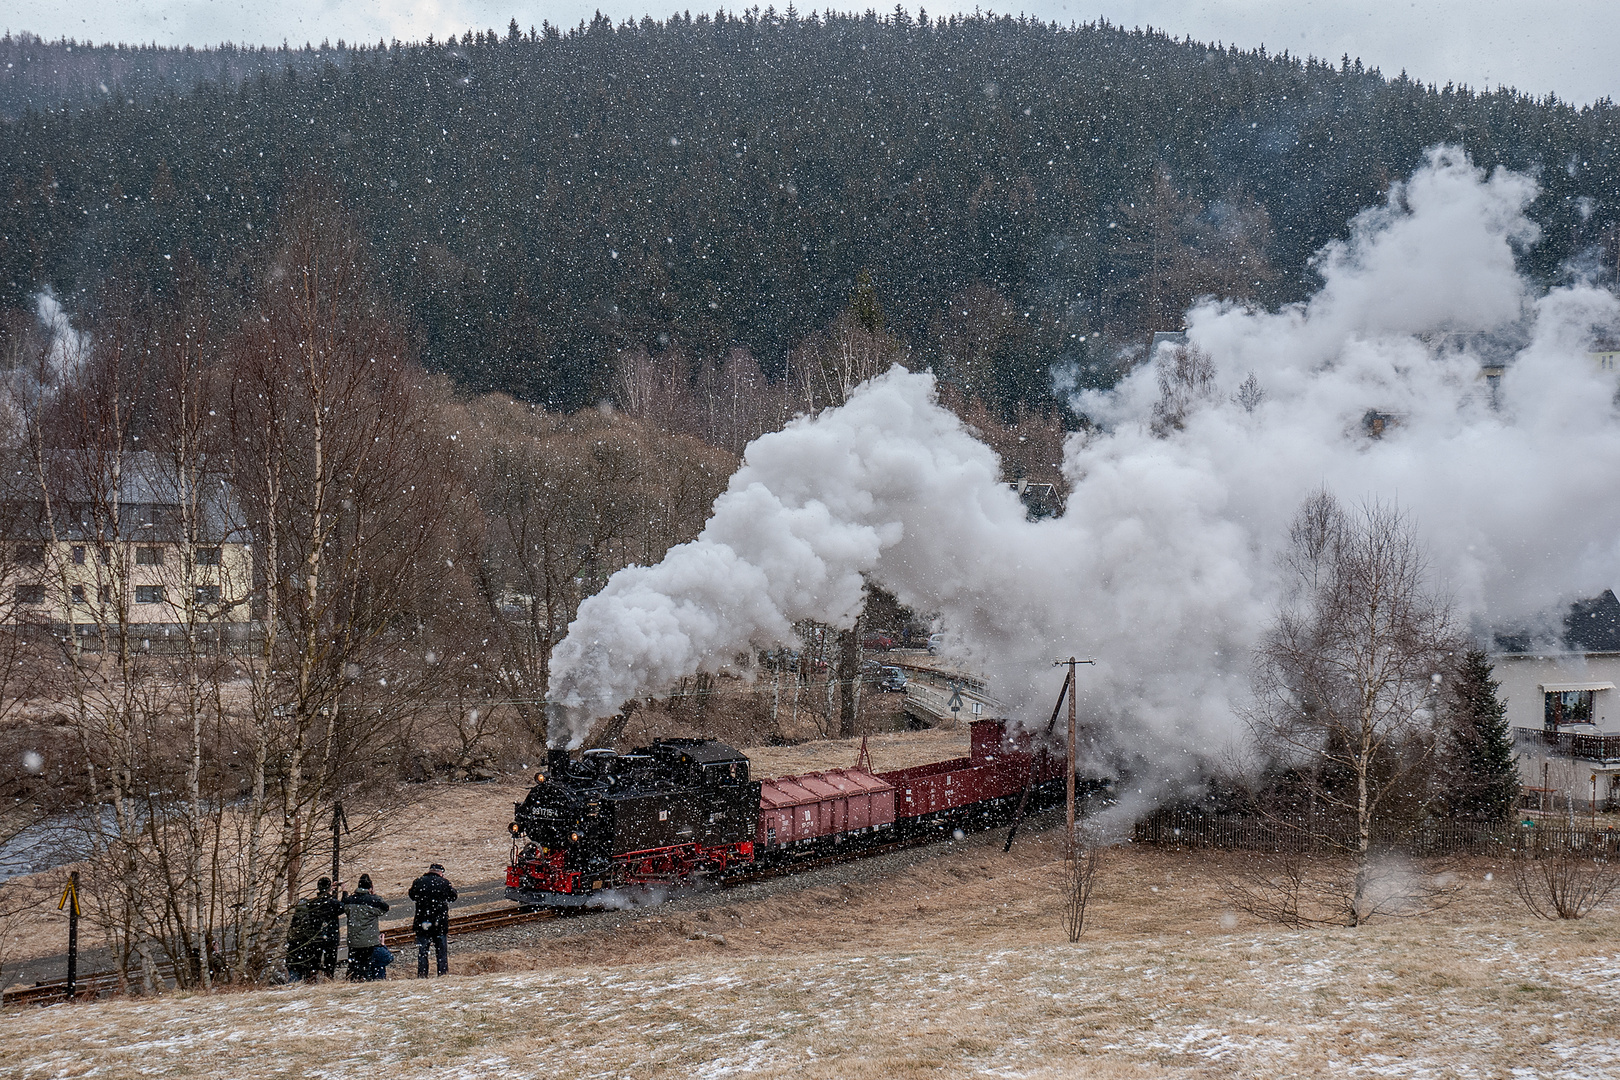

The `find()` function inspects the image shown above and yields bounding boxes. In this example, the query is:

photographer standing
[408,863,457,977]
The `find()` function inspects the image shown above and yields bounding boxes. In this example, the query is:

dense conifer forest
[2,11,1618,413]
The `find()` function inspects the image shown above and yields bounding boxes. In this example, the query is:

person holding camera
[408,863,457,977]
[342,874,393,980]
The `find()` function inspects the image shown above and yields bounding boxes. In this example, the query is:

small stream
[0,806,113,883]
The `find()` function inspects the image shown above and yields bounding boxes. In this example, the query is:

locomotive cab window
[703,762,746,785]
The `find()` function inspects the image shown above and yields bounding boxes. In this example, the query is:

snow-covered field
[7,839,1619,1079]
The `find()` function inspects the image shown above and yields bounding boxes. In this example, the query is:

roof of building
[0,451,245,542]
[1495,588,1620,655]
[1565,590,1620,653]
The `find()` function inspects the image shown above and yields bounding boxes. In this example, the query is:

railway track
[5,805,1055,1008]
[3,902,560,1008]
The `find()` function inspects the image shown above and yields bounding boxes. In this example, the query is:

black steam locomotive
[506,738,762,906]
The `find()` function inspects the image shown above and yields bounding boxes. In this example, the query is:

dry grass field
[6,822,1620,1079]
[1,727,972,973]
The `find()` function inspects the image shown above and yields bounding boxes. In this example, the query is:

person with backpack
[286,877,343,981]
[407,863,457,977]
[341,874,392,981]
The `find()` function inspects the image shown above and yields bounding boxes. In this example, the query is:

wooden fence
[1133,810,1620,857]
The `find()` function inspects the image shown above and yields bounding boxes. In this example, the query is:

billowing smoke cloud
[34,288,88,386]
[548,147,1620,800]
[0,289,88,442]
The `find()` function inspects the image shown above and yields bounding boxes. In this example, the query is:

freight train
[505,719,1067,907]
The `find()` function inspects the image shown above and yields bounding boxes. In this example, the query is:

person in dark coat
[285,900,319,982]
[287,877,343,981]
[342,873,392,981]
[408,863,457,977]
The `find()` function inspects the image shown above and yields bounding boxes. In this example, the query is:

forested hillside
[2,11,1618,414]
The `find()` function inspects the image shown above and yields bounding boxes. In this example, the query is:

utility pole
[1067,660,1077,845]
[1054,658,1097,944]
[1054,657,1097,857]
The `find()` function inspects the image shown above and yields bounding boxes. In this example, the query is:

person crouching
[342,874,393,980]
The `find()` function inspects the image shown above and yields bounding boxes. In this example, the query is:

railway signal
[57,870,81,997]
[331,802,350,886]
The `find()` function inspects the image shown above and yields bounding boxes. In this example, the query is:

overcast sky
[4,1,1616,106]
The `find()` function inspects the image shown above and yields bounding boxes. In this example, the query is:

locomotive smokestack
[547,747,570,776]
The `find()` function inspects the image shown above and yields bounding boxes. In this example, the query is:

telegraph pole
[1053,658,1097,943]
[1067,660,1077,846]
[1054,657,1096,856]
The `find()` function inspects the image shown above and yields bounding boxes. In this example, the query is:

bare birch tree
[221,184,459,977]
[1249,492,1459,926]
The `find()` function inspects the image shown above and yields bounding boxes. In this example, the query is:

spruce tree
[1446,649,1520,822]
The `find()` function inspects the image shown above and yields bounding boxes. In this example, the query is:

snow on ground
[6,876,1619,1079]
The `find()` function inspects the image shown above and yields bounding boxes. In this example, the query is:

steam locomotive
[505,719,1068,908]
[506,738,761,905]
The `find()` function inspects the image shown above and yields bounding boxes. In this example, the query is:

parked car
[877,666,908,693]
[862,629,896,651]
[927,633,945,654]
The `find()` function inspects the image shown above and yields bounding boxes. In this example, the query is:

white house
[1494,590,1620,812]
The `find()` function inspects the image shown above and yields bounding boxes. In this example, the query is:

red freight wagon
[881,758,1021,817]
[756,768,896,850]
[881,720,1065,821]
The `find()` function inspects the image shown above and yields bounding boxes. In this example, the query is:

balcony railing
[1515,727,1620,764]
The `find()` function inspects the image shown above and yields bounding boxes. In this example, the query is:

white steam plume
[548,147,1620,802]
[34,288,88,386]
[0,289,88,443]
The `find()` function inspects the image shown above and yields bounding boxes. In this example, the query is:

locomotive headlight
[534,772,546,784]
[569,832,580,842]
[509,822,522,836]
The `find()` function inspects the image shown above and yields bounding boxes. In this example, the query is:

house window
[1546,690,1595,728]
[72,545,86,565]
[136,546,164,566]
[194,584,221,605]
[195,546,222,566]
[16,545,44,565]
[15,583,44,605]
[97,586,112,605]
[135,585,165,605]
[71,584,86,605]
